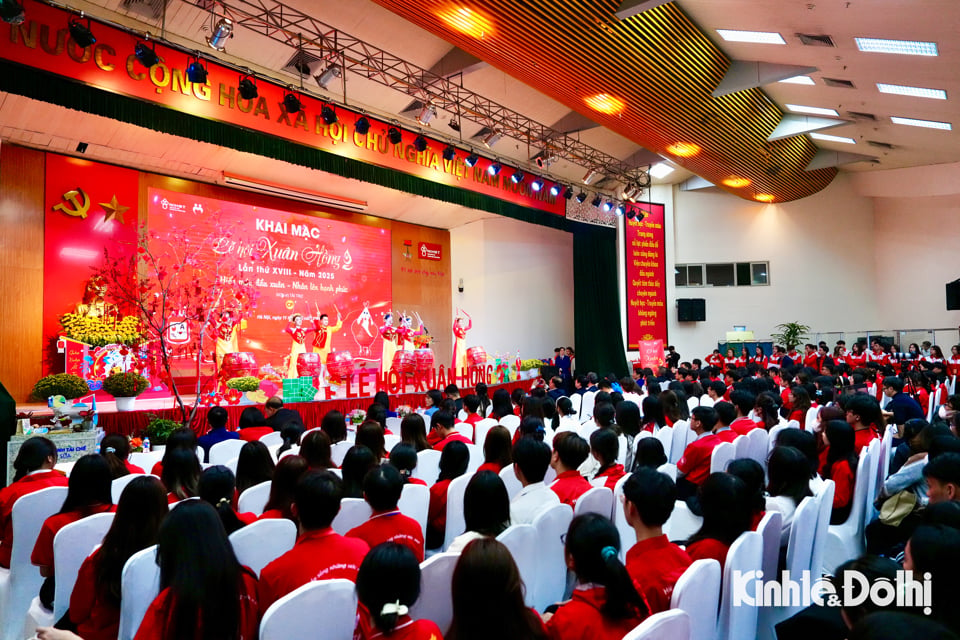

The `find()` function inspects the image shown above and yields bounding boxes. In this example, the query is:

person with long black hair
[447,470,510,554]
[426,440,469,549]
[198,465,256,535]
[150,428,197,477]
[727,458,767,530]
[100,433,144,477]
[234,440,275,495]
[160,448,201,504]
[590,429,625,491]
[387,444,426,486]
[489,388,515,422]
[355,543,441,640]
[260,455,308,522]
[475,382,491,418]
[546,514,649,639]
[342,445,378,499]
[299,430,334,470]
[821,420,858,524]
[766,446,814,546]
[685,472,752,571]
[640,396,666,434]
[399,414,430,453]
[477,425,512,474]
[134,500,258,640]
[68,476,167,640]
[320,409,348,445]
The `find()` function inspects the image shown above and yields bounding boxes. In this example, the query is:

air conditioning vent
[846,111,877,121]
[121,0,168,22]
[796,33,836,47]
[823,77,856,89]
[867,140,896,150]
[282,50,323,78]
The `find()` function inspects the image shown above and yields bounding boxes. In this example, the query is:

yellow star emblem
[100,195,129,223]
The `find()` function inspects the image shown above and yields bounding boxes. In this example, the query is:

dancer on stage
[283,312,309,379]
[379,311,398,377]
[397,311,427,351]
[451,309,472,374]
[213,309,242,369]
[312,303,342,382]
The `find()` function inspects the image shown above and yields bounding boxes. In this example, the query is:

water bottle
[143,437,151,452]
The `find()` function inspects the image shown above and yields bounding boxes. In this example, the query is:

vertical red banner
[639,339,666,369]
[624,202,667,350]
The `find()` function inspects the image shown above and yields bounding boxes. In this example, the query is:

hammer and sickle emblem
[52,189,90,219]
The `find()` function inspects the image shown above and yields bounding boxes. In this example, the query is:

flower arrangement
[519,359,546,371]
[225,376,260,392]
[102,371,150,397]
[396,405,413,418]
[32,374,90,401]
[59,313,144,348]
[413,334,433,348]
[347,408,366,426]
[144,414,181,445]
[129,437,144,453]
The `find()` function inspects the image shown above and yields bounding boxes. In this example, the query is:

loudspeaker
[677,298,706,322]
[947,279,960,310]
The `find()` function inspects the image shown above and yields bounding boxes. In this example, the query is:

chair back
[331,498,373,535]
[656,462,677,481]
[746,429,769,468]
[717,532,763,640]
[412,449,442,485]
[127,451,162,472]
[710,441,736,474]
[785,497,817,576]
[698,396,715,408]
[498,414,521,435]
[237,480,272,516]
[408,553,459,635]
[686,395,700,411]
[442,473,472,550]
[670,559,721,640]
[496,524,539,607]
[499,463,523,500]
[209,439,246,465]
[112,473,147,504]
[531,503,574,610]
[229,518,297,576]
[669,423,691,464]
[259,578,357,640]
[733,435,751,461]
[330,441,354,467]
[810,480,835,577]
[259,431,283,447]
[398,482,430,537]
[663,500,703,543]
[579,391,597,421]
[622,609,691,640]
[465,443,483,474]
[52,512,114,620]
[654,426,673,462]
[573,487,614,519]
[384,434,402,451]
[119,545,160,640]
[757,510,783,587]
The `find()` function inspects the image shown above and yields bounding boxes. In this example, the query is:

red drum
[297,353,322,377]
[466,347,488,366]
[392,350,416,375]
[414,348,435,374]
[326,351,354,383]
[221,352,257,379]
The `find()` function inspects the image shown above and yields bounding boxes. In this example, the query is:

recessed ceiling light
[584,93,626,115]
[717,29,786,45]
[786,104,839,117]
[665,142,700,157]
[779,75,815,85]
[877,83,947,100]
[649,163,675,178]
[754,193,775,203]
[437,6,493,39]
[810,132,856,144]
[722,176,751,188]
[891,116,952,130]
[855,37,938,56]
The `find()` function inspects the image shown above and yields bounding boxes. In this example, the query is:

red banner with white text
[624,203,667,350]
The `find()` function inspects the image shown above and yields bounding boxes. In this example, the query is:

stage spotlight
[482,130,502,148]
[602,200,613,212]
[530,177,544,192]
[237,75,258,100]
[510,170,524,185]
[134,41,159,68]
[564,186,575,200]
[626,208,636,220]
[68,16,96,47]
[387,127,403,144]
[464,152,480,168]
[448,118,461,132]
[487,161,501,176]
[442,145,456,161]
[283,92,302,114]
[583,168,601,185]
[549,183,561,197]
[615,203,626,215]
[321,104,338,125]
[355,116,371,135]
[636,210,646,221]
[417,103,437,126]
[413,135,428,152]
[186,55,207,84]
[0,0,24,24]
[315,64,341,89]
[576,192,587,203]
[206,17,233,51]
[591,195,602,208]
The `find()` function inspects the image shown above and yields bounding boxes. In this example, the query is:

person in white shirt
[509,438,560,525]
[554,397,581,434]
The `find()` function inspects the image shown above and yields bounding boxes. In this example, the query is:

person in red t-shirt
[198,466,257,536]
[347,464,425,562]
[100,433,145,477]
[622,469,692,614]
[787,386,813,427]
[684,472,752,572]
[705,350,724,369]
[427,440,470,550]
[844,394,881,454]
[751,346,769,370]
[258,470,370,614]
[354,542,443,640]
[589,429,625,490]
[676,407,721,499]
[431,411,473,451]
[801,344,820,370]
[821,421,858,525]
[729,390,761,436]
[546,513,650,640]
[549,432,592,507]
[135,500,259,640]
[711,402,740,443]
[462,394,485,430]
[0,437,68,568]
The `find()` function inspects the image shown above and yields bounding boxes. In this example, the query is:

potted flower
[518,359,545,380]
[144,414,181,451]
[32,374,90,401]
[102,371,149,412]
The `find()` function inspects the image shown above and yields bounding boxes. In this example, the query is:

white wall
[450,216,574,361]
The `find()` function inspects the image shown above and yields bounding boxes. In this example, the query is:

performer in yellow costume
[379,311,398,377]
[312,303,342,381]
[284,313,309,379]
[451,308,472,374]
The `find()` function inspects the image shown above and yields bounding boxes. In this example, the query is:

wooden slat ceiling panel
[371,0,837,202]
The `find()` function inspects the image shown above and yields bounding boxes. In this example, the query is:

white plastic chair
[531,503,574,611]
[398,482,430,537]
[686,395,700,411]
[112,473,147,504]
[670,559,720,640]
[496,524,538,606]
[663,501,702,543]
[457,409,469,422]
[442,473,472,550]
[259,431,283,447]
[465,443,483,474]
[229,518,296,577]
[409,553,458,635]
[208,439,246,465]
[824,442,877,573]
[623,609,691,640]
[224,456,239,476]
[717,532,763,640]
[573,486,614,518]
[237,480,272,516]
[669,421,694,464]
[0,486,68,640]
[127,450,162,472]
[499,463,523,500]
[570,394,582,416]
[756,510,783,589]
[118,545,159,640]
[259,578,357,640]
[733,435,751,462]
[656,462,677,481]
[810,480,836,578]
[767,423,797,455]
[331,441,353,467]
[384,434,401,451]
[413,449,442,485]
[579,391,597,421]
[878,426,894,504]
[698,395,716,408]
[654,426,673,462]
[804,407,819,431]
[746,428,769,469]
[386,417,402,432]
[498,414,521,435]
[331,497,374,535]
[710,441,736,474]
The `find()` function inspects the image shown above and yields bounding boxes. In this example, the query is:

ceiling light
[530,177,544,192]
[134,41,159,68]
[413,135,428,152]
[576,192,587,203]
[583,169,601,185]
[510,170,524,185]
[665,142,700,157]
[321,104,338,125]
[315,65,342,90]
[722,176,751,187]
[649,163,675,178]
[891,116,952,130]
[0,0,24,24]
[206,17,233,52]
[186,55,207,84]
[877,83,946,100]
[437,6,494,39]
[602,200,613,212]
[716,29,785,45]
[68,16,96,48]
[754,193,775,203]
[549,184,561,197]
[283,92,302,114]
[563,186,574,200]
[237,75,258,100]
[855,37,938,56]
[417,103,437,126]
[584,93,626,115]
[487,161,501,176]
[387,127,403,144]
[355,116,370,135]
[464,152,479,167]
[591,196,602,208]
[615,203,626,215]
[442,145,456,161]
[810,132,856,144]
[785,104,839,117]
[779,75,815,85]
[481,130,502,148]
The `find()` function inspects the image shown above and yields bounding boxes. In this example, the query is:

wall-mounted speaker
[677,298,706,322]
[947,279,960,311]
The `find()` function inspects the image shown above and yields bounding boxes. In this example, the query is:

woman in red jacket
[821,420,858,524]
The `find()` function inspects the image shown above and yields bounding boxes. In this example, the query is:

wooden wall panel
[0,146,45,402]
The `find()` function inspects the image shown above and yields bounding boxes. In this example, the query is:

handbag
[878,490,917,527]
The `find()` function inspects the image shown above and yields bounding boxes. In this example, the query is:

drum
[326,351,354,384]
[392,350,416,375]
[414,348,435,374]
[297,352,322,377]
[221,352,257,379]
[466,346,488,366]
